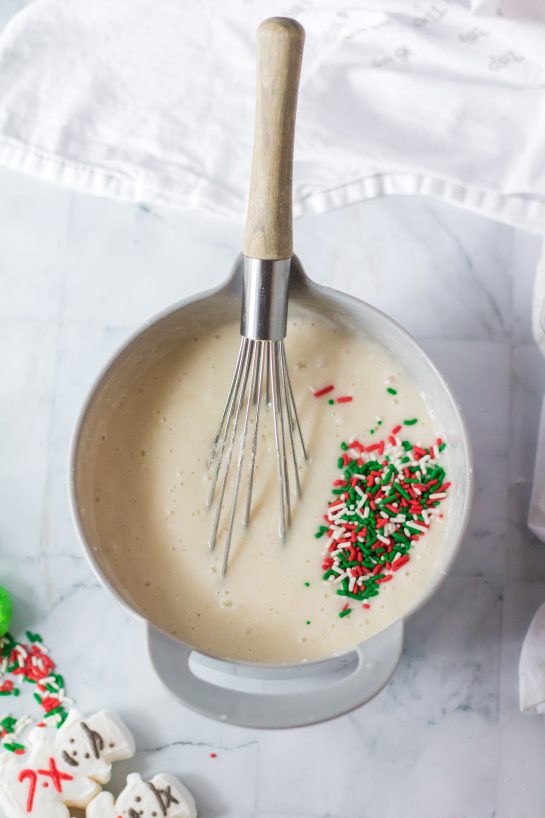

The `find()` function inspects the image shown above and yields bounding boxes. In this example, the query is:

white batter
[91,314,450,663]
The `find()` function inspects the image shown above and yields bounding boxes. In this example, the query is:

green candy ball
[0,587,12,637]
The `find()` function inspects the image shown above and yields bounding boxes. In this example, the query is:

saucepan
[69,253,473,729]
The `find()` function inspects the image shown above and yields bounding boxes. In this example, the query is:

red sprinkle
[209,753,217,759]
[314,385,334,397]
[392,555,411,571]
[336,396,353,403]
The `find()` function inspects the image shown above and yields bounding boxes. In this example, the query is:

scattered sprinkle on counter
[0,630,71,753]
[210,752,217,759]
[387,387,397,395]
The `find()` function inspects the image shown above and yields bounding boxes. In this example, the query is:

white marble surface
[1,158,545,818]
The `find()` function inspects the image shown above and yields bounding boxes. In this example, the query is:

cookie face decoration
[87,773,197,818]
[55,710,135,785]
[0,710,135,818]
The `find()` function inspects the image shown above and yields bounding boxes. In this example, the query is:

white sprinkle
[376,533,390,545]
[380,511,389,520]
[332,572,348,584]
[406,522,427,534]
[429,492,447,500]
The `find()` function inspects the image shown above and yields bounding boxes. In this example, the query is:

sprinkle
[0,630,70,751]
[403,418,418,426]
[304,582,310,587]
[387,387,397,395]
[317,428,449,614]
[328,399,335,405]
[209,752,217,759]
[336,396,353,404]
[3,742,25,753]
[314,385,334,398]
[305,620,311,625]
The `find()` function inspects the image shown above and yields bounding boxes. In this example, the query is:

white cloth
[2,0,545,710]
[0,0,544,230]
[520,602,545,714]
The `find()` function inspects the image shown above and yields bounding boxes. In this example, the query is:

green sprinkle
[44,706,63,718]
[394,483,411,501]
[439,441,447,452]
[328,399,334,405]
[304,582,310,587]
[56,710,68,729]
[339,608,352,618]
[387,387,397,395]
[340,442,348,451]
[25,631,43,643]
[404,418,418,426]
[370,429,375,435]
[4,742,24,752]
[305,620,311,625]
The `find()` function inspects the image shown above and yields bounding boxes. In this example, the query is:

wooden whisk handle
[243,17,305,262]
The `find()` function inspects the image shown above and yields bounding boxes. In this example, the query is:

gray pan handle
[147,621,403,729]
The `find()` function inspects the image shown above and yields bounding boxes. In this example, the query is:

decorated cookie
[0,588,12,637]
[0,709,135,818]
[87,772,197,818]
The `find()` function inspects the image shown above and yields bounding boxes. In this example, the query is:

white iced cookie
[87,772,197,818]
[0,709,135,818]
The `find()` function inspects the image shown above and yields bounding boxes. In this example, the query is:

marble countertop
[1,160,545,817]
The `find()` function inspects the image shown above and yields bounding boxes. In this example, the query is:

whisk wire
[207,338,250,505]
[221,342,259,575]
[282,343,308,462]
[209,340,252,552]
[280,346,301,499]
[243,343,265,527]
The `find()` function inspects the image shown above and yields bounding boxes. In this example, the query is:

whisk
[207,17,308,574]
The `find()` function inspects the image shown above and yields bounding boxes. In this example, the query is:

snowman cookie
[87,773,197,818]
[0,709,134,818]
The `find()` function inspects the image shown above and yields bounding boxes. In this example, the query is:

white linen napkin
[1,0,545,710]
[0,0,543,230]
[520,602,545,714]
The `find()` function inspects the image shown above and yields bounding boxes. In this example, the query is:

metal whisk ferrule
[207,256,308,575]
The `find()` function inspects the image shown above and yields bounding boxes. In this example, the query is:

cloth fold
[0,0,544,230]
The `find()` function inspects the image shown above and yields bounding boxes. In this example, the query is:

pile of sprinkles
[0,630,71,754]
[315,421,449,617]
